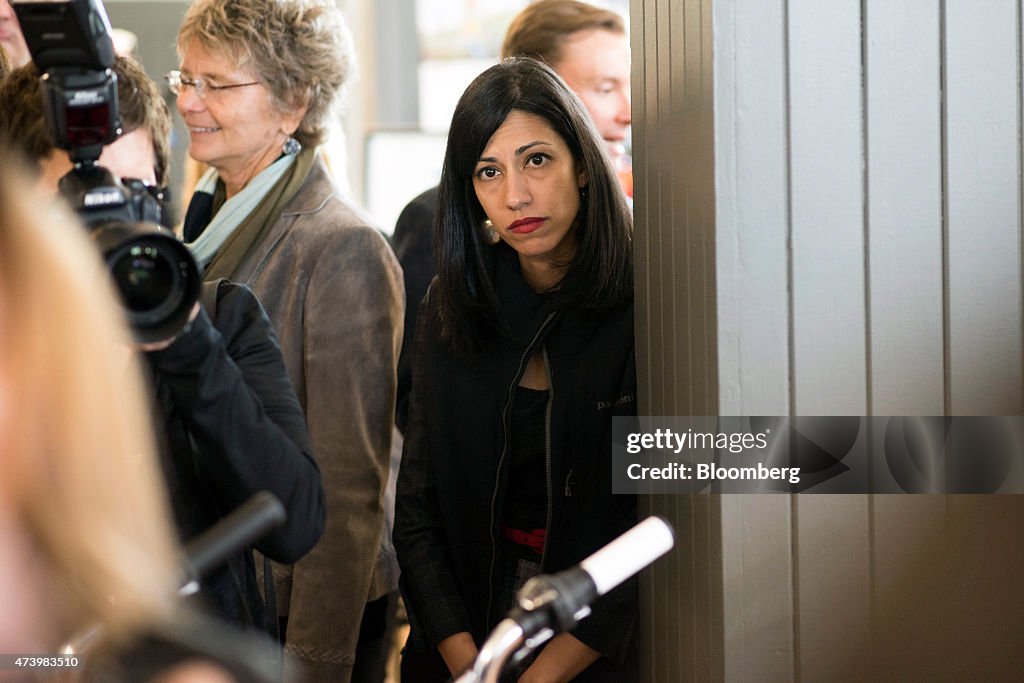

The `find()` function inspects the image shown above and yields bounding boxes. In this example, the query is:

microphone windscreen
[578,516,675,596]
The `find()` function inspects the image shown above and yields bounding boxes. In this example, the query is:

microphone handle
[466,516,676,683]
[183,491,286,581]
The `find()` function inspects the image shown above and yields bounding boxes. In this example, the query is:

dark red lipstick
[508,217,546,234]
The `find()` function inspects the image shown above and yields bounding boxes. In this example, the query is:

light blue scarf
[186,153,297,268]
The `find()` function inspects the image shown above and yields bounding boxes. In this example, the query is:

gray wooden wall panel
[713,1,796,681]
[870,496,952,679]
[793,495,872,681]
[714,0,791,415]
[945,0,1024,415]
[787,0,867,416]
[720,495,794,682]
[633,0,656,420]
[653,0,678,414]
[638,495,680,683]
[679,0,716,415]
[786,4,874,676]
[635,0,1024,679]
[633,0,721,679]
[941,496,1024,676]
[640,492,724,683]
[865,0,945,416]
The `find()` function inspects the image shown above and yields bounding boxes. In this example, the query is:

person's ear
[577,167,590,189]
[281,102,309,141]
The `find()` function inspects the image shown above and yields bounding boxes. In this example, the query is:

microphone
[62,492,287,656]
[458,516,675,683]
[512,515,675,634]
[580,514,676,595]
[180,491,286,596]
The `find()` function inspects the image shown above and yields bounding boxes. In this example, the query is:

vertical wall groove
[783,0,797,420]
[789,496,802,683]
[940,0,951,417]
[634,0,656,678]
[783,3,800,676]
[700,0,717,417]
[783,2,801,672]
[860,4,877,677]
[669,0,680,416]
[861,0,873,418]
[657,0,670,416]
[1017,0,1024,380]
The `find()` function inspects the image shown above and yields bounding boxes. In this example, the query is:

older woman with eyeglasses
[171,1,404,681]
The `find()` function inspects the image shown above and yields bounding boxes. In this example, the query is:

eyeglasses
[165,70,260,100]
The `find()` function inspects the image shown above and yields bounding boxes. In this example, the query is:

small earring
[579,185,589,202]
[482,219,499,244]
[282,136,302,155]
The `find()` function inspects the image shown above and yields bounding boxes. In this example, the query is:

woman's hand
[439,631,479,677]
[517,633,601,683]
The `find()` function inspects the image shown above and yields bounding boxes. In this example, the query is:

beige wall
[633,0,1024,680]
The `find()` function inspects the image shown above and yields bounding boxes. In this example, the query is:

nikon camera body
[12,0,200,344]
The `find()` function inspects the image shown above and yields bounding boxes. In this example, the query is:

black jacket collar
[490,244,556,349]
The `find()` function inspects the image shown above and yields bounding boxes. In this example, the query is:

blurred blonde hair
[0,160,179,644]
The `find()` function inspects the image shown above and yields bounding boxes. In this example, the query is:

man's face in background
[38,129,158,193]
[553,28,632,157]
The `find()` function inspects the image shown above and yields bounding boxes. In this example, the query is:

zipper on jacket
[538,346,554,572]
[486,311,557,627]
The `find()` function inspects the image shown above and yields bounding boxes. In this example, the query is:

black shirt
[502,385,549,537]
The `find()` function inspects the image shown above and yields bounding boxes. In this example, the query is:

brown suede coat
[204,158,403,681]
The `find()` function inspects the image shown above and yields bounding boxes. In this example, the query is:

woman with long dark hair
[395,57,637,682]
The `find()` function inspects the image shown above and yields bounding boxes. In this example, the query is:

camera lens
[90,221,201,344]
[110,243,176,313]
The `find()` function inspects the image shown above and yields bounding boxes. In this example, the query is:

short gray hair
[177,0,354,147]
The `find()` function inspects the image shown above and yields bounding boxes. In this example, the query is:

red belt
[501,526,546,555]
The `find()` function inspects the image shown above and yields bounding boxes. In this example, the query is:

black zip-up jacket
[394,247,638,673]
[147,281,325,630]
